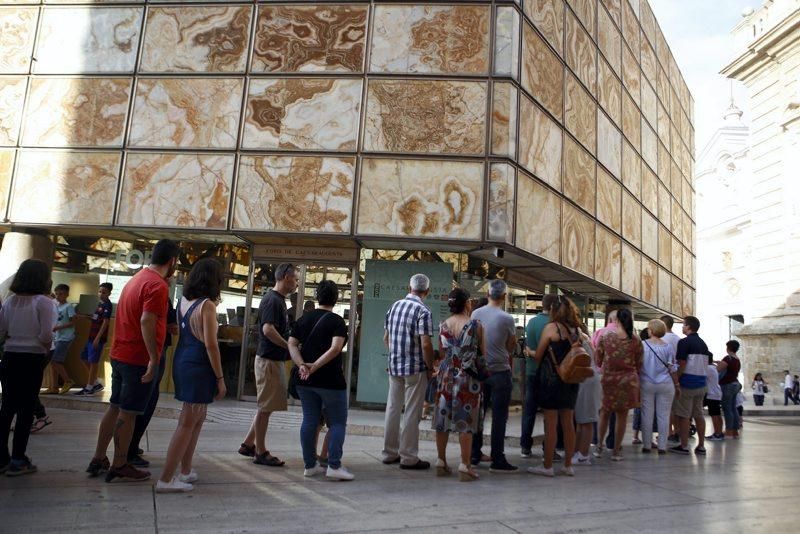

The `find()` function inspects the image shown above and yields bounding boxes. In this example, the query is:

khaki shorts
[672,386,706,419]
[255,357,288,413]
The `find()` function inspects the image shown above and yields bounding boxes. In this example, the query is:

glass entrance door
[238,261,357,401]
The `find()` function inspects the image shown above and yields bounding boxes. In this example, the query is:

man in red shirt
[86,239,180,482]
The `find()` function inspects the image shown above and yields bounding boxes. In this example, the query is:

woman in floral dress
[432,288,486,482]
[595,308,643,461]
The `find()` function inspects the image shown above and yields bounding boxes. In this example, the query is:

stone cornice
[721,9,800,81]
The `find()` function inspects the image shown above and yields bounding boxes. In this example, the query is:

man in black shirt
[238,263,298,467]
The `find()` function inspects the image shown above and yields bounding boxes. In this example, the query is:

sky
[649,0,756,153]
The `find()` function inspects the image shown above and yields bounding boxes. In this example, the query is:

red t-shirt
[111,267,169,367]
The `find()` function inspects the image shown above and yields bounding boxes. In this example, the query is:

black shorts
[109,359,155,415]
[706,399,721,416]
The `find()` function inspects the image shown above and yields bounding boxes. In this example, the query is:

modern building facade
[0,0,695,401]
[720,0,800,389]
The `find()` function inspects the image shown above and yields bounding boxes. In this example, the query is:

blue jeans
[721,382,742,431]
[472,370,512,464]
[520,374,537,450]
[297,386,347,469]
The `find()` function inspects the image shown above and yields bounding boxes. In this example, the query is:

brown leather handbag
[548,326,594,384]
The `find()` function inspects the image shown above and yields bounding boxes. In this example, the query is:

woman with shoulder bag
[528,295,581,477]
[751,373,767,406]
[639,319,679,454]
[572,324,601,466]
[288,280,352,481]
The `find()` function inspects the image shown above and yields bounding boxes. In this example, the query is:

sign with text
[356,260,453,404]
[252,244,359,264]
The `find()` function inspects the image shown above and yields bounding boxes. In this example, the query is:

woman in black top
[288,280,352,481]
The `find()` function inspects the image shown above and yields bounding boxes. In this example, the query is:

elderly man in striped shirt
[381,273,435,470]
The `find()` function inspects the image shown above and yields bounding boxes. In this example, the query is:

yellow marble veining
[621,1,640,61]
[622,45,641,107]
[657,181,670,231]
[621,242,641,298]
[0,77,26,146]
[521,21,564,121]
[682,283,693,316]
[597,3,621,75]
[516,171,561,262]
[621,189,641,248]
[658,223,671,271]
[597,110,621,178]
[491,82,518,158]
[562,202,595,277]
[0,150,13,217]
[0,7,38,73]
[595,224,621,289]
[357,158,483,240]
[567,0,596,38]
[524,0,564,56]
[598,57,621,127]
[601,0,621,26]
[519,94,562,190]
[10,150,119,225]
[565,72,596,154]
[622,91,640,151]
[672,235,682,279]
[621,141,641,197]
[565,10,596,94]
[641,118,658,173]
[563,136,595,214]
[234,155,355,234]
[118,152,233,229]
[657,267,671,312]
[641,255,657,305]
[488,163,515,243]
[641,209,658,261]
[641,165,658,215]
[596,166,621,234]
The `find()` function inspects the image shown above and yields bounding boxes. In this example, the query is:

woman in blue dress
[156,258,226,493]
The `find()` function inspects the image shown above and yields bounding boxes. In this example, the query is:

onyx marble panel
[641,209,657,260]
[492,82,518,158]
[622,45,641,106]
[672,235,682,279]
[0,7,38,73]
[621,242,641,299]
[640,38,657,89]
[253,5,367,73]
[119,153,233,228]
[597,2,621,75]
[364,79,486,155]
[641,255,657,305]
[598,56,621,127]
[597,110,621,178]
[621,0,640,61]
[641,78,657,129]
[658,266,671,312]
[641,118,658,172]
[596,166,621,234]
[566,10,596,94]
[495,6,520,79]
[357,158,483,240]
[0,77,26,146]
[563,136,595,214]
[524,0,564,56]
[130,78,242,149]
[601,0,621,26]
[140,5,251,73]
[621,141,641,197]
[10,150,119,224]
[658,223,671,271]
[22,77,131,147]
[520,94,562,190]
[682,283,693,317]
[683,247,694,286]
[565,72,596,154]
[0,150,13,216]
[521,21,564,121]
[621,91,640,151]
[246,78,361,152]
[488,163,515,243]
[657,181,670,230]
[234,155,355,233]
[34,7,142,73]
[641,165,658,215]
[596,224,621,289]
[671,196,682,235]
[562,202,595,277]
[567,0,595,38]
[621,189,641,248]
[516,171,561,262]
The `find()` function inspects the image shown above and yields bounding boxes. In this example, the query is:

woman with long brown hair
[529,295,581,477]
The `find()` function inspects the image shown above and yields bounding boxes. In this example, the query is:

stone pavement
[2,408,799,533]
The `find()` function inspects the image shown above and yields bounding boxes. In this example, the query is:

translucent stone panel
[682,283,693,316]
[22,77,131,147]
[641,165,658,215]
[597,3,621,75]
[565,10,596,94]
[494,6,520,79]
[596,166,621,234]
[0,7,38,73]
[0,150,13,216]
[621,189,641,248]
[118,153,234,228]
[658,267,671,311]
[563,136,595,215]
[621,242,641,298]
[658,223,671,271]
[621,141,641,196]
[641,118,658,172]
[521,21,563,121]
[10,150,119,224]
[244,78,361,151]
[0,77,26,145]
[488,163,515,243]
[622,91,640,151]
[357,158,483,240]
[491,82,518,158]
[129,78,242,149]
[672,235,682,279]
[597,57,621,127]
[601,0,621,27]
[622,46,640,106]
[563,202,595,277]
[565,72,596,155]
[597,110,621,178]
[641,78,657,129]
[641,209,658,260]
[567,0,595,38]
[657,181,670,230]
[34,7,142,73]
[364,79,486,155]
[621,0,640,58]
[524,0,564,57]
[254,5,367,73]
[516,172,561,262]
[140,5,251,73]
[596,225,621,289]
[642,256,657,305]
[519,94,562,190]
[371,5,489,75]
[234,155,355,234]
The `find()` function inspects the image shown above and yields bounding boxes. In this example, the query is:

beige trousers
[382,372,428,465]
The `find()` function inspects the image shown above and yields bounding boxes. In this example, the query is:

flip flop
[30,417,52,434]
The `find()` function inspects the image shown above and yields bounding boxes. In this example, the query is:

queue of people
[0,258,778,489]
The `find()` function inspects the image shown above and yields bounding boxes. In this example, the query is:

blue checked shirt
[384,294,433,376]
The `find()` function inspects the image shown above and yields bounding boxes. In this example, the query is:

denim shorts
[51,339,73,363]
[109,359,154,414]
[80,339,105,364]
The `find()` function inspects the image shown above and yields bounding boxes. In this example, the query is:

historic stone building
[721,0,800,389]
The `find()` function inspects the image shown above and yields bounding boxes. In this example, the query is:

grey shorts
[51,339,74,363]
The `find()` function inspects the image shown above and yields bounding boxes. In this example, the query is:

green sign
[356,260,453,404]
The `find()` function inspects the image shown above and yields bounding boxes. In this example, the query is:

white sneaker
[304,465,326,477]
[572,453,592,466]
[560,466,575,476]
[178,469,198,483]
[155,477,193,493]
[326,466,355,481]
[527,465,554,477]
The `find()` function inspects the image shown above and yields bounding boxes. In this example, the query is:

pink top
[0,294,57,354]
[591,324,615,350]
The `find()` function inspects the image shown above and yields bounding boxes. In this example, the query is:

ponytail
[616,308,634,340]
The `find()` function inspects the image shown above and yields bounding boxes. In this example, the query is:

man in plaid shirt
[381,274,434,470]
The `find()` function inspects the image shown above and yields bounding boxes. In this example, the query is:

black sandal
[254,451,285,467]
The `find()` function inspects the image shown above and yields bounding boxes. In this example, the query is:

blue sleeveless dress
[173,298,217,404]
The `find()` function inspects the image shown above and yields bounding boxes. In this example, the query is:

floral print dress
[598,333,643,412]
[432,320,482,434]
